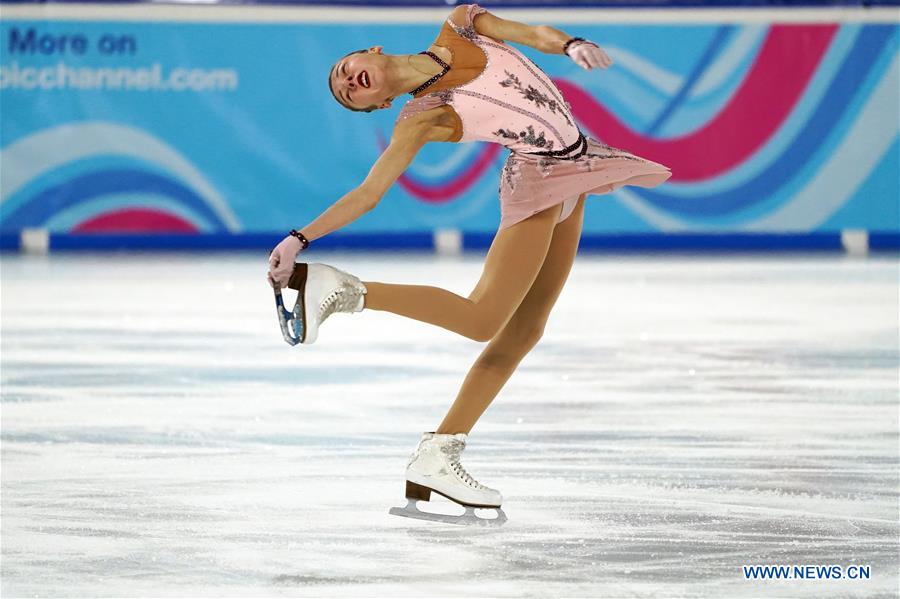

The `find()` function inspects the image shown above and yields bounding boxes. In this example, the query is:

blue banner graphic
[1,9,897,247]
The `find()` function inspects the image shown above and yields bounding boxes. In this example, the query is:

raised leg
[363,203,563,342]
[436,194,586,434]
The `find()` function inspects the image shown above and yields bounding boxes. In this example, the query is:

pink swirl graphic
[375,129,503,203]
[72,208,199,233]
[557,25,838,182]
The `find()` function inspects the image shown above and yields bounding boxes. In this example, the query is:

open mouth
[357,70,370,89]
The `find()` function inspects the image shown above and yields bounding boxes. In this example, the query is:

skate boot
[274,262,366,345]
[389,432,507,526]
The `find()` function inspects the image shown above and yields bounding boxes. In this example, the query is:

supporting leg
[436,195,587,434]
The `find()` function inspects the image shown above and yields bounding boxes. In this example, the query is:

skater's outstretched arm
[300,113,445,243]
[465,6,612,67]
[268,112,449,287]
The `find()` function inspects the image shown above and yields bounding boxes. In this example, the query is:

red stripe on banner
[397,143,503,202]
[557,24,838,182]
[72,209,199,233]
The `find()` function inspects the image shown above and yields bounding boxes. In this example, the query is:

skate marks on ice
[2,253,899,597]
[386,437,899,597]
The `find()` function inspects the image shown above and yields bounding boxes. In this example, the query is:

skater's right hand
[267,234,303,288]
[565,39,613,71]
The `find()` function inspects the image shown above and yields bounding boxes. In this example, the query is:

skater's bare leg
[436,194,586,434]
[363,203,562,342]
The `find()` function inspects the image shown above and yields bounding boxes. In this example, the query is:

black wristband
[289,229,310,250]
[563,37,585,56]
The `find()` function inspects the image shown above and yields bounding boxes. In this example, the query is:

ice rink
[2,251,898,598]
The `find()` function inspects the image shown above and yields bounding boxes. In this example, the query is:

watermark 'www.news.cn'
[743,564,871,580]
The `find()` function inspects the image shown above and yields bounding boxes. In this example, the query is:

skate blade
[273,286,304,346]
[389,499,507,527]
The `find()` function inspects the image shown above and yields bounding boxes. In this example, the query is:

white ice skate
[274,262,367,345]
[389,432,507,526]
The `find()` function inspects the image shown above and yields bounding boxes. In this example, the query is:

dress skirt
[497,135,672,230]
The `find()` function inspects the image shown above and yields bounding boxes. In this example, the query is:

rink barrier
[3,230,899,254]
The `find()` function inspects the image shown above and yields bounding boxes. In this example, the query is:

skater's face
[329,46,391,113]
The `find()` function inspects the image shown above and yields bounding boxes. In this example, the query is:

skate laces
[318,280,363,322]
[443,439,485,490]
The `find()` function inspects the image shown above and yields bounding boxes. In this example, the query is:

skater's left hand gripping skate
[267,234,303,288]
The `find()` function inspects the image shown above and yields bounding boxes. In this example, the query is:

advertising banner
[1,9,897,246]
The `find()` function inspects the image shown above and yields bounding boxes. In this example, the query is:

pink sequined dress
[396,3,672,230]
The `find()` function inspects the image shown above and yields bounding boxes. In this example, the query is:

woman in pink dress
[267,3,671,525]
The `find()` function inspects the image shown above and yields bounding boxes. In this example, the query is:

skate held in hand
[272,262,367,346]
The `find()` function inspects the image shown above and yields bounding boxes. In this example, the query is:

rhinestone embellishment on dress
[500,156,525,194]
[493,125,555,150]
[410,50,450,96]
[498,70,573,126]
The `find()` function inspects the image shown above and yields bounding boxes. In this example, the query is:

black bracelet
[563,37,585,56]
[289,229,310,250]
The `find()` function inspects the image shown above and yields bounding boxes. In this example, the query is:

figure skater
[267,3,671,525]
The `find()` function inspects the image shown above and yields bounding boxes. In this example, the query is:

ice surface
[2,251,898,597]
